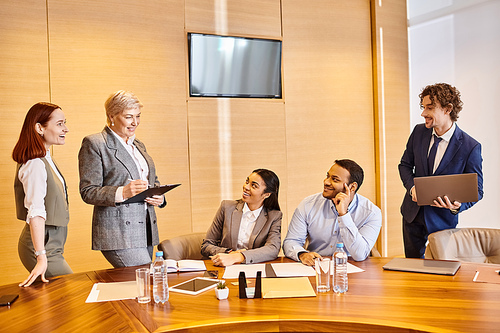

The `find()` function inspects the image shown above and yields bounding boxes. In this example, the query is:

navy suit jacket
[398,123,483,234]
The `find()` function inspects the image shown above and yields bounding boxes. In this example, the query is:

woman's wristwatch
[34,249,46,257]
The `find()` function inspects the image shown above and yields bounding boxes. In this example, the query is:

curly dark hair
[419,83,463,122]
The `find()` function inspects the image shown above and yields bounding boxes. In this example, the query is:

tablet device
[383,258,461,276]
[122,183,181,204]
[414,173,478,206]
[169,277,221,295]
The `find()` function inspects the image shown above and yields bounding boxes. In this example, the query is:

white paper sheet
[222,262,364,279]
[329,262,365,274]
[222,264,267,279]
[85,281,137,303]
[270,263,316,277]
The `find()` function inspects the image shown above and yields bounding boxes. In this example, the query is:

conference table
[1,257,500,332]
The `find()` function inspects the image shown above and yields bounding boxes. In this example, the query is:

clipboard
[122,183,181,204]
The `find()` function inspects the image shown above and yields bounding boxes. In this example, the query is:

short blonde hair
[105,90,143,124]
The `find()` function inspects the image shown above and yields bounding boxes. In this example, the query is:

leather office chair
[425,228,500,264]
[158,232,208,260]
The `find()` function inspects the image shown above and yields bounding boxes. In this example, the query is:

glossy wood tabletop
[1,257,500,333]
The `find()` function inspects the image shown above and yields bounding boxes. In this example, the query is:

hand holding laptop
[431,195,461,210]
[412,187,460,209]
[413,173,478,207]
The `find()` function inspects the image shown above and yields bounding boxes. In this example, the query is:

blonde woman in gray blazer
[78,91,165,268]
[202,169,282,266]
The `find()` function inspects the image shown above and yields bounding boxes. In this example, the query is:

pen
[127,179,152,188]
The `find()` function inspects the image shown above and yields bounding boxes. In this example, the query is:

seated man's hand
[332,183,351,216]
[432,195,461,210]
[298,251,322,266]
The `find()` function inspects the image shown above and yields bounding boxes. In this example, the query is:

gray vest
[14,157,69,227]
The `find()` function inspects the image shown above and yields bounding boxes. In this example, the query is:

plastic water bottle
[152,251,169,303]
[333,242,348,294]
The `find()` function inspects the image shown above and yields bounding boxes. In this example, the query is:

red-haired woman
[12,102,72,287]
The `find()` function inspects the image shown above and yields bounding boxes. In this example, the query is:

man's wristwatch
[34,249,46,257]
[450,208,459,215]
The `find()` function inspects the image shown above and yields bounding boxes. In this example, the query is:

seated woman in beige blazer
[201,169,282,266]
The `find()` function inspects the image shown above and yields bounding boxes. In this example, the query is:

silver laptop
[414,173,478,206]
[383,258,461,276]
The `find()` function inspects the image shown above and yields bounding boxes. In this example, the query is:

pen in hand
[127,179,152,188]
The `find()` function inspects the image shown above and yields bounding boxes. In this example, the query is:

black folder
[122,183,181,204]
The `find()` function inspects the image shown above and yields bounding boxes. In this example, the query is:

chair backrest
[158,232,207,260]
[425,228,500,264]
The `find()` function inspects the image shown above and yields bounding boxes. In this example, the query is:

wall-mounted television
[188,33,282,99]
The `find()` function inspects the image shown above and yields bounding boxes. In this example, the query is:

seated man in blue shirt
[283,159,382,265]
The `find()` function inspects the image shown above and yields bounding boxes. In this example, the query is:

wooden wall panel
[0,0,410,286]
[185,0,282,38]
[187,99,288,234]
[0,0,51,285]
[282,0,377,223]
[46,0,190,276]
[371,0,410,256]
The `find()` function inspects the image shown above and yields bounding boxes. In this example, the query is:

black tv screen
[188,33,282,98]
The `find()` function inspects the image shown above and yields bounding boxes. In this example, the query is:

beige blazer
[201,200,282,264]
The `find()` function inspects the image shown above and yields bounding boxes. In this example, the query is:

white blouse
[18,151,66,224]
[237,203,264,250]
[107,127,149,203]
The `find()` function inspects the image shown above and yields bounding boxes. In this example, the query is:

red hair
[12,102,61,164]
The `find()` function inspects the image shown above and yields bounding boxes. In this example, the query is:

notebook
[414,173,478,206]
[383,258,461,276]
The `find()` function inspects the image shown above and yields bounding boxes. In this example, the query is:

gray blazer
[78,126,161,251]
[201,200,282,264]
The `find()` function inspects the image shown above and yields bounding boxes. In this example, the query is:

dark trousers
[403,208,428,258]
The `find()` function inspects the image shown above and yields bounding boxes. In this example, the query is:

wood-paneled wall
[0,0,51,285]
[0,0,409,285]
[371,0,409,256]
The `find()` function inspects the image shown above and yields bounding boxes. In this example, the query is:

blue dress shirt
[283,192,382,261]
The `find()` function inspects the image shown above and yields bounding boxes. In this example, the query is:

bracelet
[34,249,46,257]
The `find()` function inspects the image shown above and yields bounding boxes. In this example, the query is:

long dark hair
[253,168,280,211]
[12,102,61,164]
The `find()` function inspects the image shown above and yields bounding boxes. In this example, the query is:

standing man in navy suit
[399,83,483,258]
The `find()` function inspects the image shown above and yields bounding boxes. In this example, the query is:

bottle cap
[156,251,164,257]
[336,242,344,248]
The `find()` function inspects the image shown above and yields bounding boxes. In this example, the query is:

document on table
[473,266,500,284]
[222,262,364,279]
[262,277,316,298]
[85,281,137,303]
[269,263,315,277]
[223,264,267,279]
[346,262,365,274]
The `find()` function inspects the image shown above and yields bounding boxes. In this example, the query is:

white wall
[408,0,500,228]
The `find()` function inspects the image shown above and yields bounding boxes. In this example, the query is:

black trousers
[402,208,428,258]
